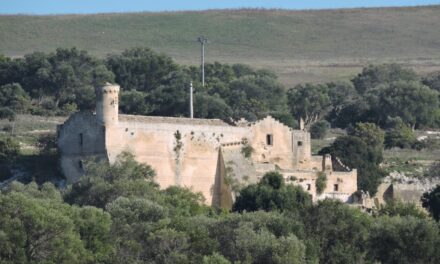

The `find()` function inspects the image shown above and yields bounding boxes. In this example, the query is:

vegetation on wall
[240,144,254,158]
[315,172,327,195]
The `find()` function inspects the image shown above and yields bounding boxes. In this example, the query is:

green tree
[378,200,427,219]
[106,47,178,92]
[194,93,232,120]
[331,99,369,128]
[422,71,440,92]
[310,120,330,139]
[421,185,440,221]
[228,75,287,121]
[352,64,418,94]
[384,118,416,149]
[148,70,191,116]
[233,171,312,213]
[366,81,439,128]
[287,83,331,128]
[0,107,16,122]
[305,200,372,264]
[0,83,31,113]
[205,212,306,264]
[202,253,231,264]
[0,183,114,264]
[146,228,189,264]
[65,152,158,208]
[368,216,440,264]
[347,122,385,149]
[326,82,359,125]
[106,197,169,263]
[0,136,20,163]
[319,136,385,195]
[120,89,151,115]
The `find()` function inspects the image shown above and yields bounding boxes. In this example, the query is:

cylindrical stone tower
[96,83,120,126]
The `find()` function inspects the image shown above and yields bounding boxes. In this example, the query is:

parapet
[96,83,120,96]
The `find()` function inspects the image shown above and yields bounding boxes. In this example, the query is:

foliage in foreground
[1,155,440,264]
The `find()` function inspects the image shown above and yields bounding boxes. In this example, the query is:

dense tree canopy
[1,152,440,263]
[366,81,439,128]
[319,136,385,195]
[422,185,440,221]
[106,47,179,93]
[1,48,440,132]
[233,171,312,213]
[352,64,419,94]
[287,83,331,128]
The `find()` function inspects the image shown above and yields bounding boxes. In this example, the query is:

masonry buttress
[212,148,233,209]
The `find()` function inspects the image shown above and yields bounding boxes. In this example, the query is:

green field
[1,6,440,85]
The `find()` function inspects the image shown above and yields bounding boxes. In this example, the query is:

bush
[233,171,312,213]
[310,120,330,139]
[347,122,384,149]
[368,216,440,263]
[315,172,327,195]
[241,144,254,158]
[384,118,416,149]
[0,137,20,164]
[422,185,440,221]
[377,200,427,219]
[319,136,384,195]
[0,107,16,121]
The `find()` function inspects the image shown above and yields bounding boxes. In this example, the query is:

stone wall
[57,111,107,183]
[104,117,248,204]
[57,84,359,207]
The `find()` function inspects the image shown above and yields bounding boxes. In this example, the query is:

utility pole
[197,36,208,87]
[189,81,194,119]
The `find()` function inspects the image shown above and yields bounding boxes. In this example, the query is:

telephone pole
[189,81,194,119]
[197,36,208,87]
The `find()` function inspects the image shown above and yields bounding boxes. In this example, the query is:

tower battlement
[95,83,120,126]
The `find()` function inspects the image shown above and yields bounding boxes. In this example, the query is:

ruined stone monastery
[58,83,358,208]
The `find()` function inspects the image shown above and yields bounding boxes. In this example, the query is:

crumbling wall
[57,111,106,183]
[248,116,299,170]
[104,118,248,203]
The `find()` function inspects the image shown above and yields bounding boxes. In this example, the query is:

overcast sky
[1,0,439,14]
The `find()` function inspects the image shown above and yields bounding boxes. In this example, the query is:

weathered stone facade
[58,83,358,207]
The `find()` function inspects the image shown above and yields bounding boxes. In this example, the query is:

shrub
[384,119,416,149]
[315,172,327,195]
[0,137,20,164]
[422,185,440,221]
[233,171,312,213]
[0,107,16,121]
[347,122,384,149]
[241,144,254,158]
[310,120,330,139]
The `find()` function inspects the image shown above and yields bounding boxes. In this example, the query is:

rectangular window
[79,133,83,146]
[334,184,339,192]
[266,134,273,146]
[307,184,311,191]
[297,141,303,146]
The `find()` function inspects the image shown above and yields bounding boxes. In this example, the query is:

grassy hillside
[1,6,440,85]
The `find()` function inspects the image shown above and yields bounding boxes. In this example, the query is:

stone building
[57,83,358,208]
